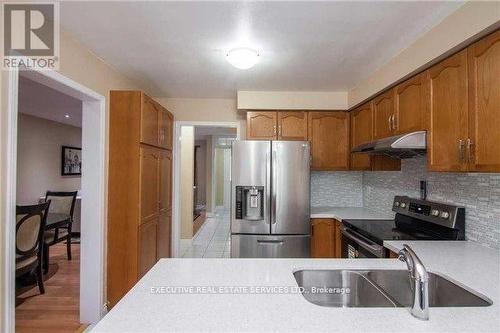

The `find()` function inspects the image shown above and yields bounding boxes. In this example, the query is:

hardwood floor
[16,243,81,333]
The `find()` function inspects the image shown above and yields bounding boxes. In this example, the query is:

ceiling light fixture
[226,48,260,69]
[64,114,70,118]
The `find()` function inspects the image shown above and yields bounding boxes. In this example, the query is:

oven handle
[341,227,384,255]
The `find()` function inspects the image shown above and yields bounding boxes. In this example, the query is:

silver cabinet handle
[388,115,392,131]
[458,139,466,162]
[273,125,277,136]
[278,125,282,137]
[392,114,397,131]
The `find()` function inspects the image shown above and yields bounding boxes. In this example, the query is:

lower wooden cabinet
[157,212,171,259]
[310,219,342,258]
[138,218,158,278]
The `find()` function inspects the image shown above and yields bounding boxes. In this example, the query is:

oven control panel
[392,195,465,233]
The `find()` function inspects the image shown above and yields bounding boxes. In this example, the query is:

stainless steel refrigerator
[230,140,310,258]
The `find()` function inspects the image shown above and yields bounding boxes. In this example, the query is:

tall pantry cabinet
[107,91,173,307]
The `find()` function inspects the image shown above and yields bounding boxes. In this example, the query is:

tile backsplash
[363,157,500,249]
[311,171,363,207]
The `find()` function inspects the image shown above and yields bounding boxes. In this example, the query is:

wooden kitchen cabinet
[311,219,342,258]
[350,102,373,170]
[394,73,427,134]
[246,111,277,140]
[467,30,500,172]
[247,111,308,140]
[159,150,172,213]
[140,147,159,222]
[138,218,158,278]
[426,50,469,172]
[277,111,308,140]
[108,91,173,308]
[308,111,350,171]
[373,90,395,139]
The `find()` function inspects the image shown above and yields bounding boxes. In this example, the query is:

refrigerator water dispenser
[235,186,264,220]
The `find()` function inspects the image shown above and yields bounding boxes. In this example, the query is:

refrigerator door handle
[266,150,271,225]
[271,147,277,225]
[257,239,284,244]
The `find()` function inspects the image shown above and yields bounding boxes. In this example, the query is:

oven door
[341,227,387,258]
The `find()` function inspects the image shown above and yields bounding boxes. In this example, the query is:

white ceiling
[18,75,82,127]
[60,1,463,98]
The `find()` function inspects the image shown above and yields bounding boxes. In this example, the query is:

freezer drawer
[231,234,310,258]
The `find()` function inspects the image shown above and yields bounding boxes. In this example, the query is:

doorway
[2,69,106,332]
[173,122,239,258]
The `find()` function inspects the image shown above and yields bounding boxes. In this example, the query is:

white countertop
[92,242,499,333]
[310,206,394,220]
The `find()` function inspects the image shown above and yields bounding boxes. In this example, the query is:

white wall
[237,91,348,110]
[194,139,207,205]
[16,114,82,204]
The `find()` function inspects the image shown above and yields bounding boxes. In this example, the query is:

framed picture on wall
[61,146,82,176]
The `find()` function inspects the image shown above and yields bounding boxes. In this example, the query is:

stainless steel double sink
[293,270,492,308]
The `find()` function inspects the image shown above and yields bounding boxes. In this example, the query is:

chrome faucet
[398,244,429,320]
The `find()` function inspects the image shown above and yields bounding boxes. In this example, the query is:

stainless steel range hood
[352,131,426,159]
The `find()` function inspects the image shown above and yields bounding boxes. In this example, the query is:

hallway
[181,209,231,258]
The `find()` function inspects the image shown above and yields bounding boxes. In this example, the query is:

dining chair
[43,191,77,273]
[16,201,51,294]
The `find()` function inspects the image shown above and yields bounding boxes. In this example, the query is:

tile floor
[181,209,231,258]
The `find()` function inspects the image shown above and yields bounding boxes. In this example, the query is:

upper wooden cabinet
[310,219,342,258]
[159,110,174,150]
[350,103,373,170]
[246,111,277,140]
[467,30,500,172]
[426,50,469,172]
[394,73,427,134]
[308,111,350,171]
[373,90,395,139]
[246,111,308,140]
[277,111,308,140]
[140,94,174,148]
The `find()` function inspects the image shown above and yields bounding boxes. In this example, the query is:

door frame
[1,68,106,332]
[172,121,240,257]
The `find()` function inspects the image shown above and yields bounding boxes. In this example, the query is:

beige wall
[180,126,194,239]
[157,97,246,138]
[237,91,348,110]
[348,1,500,107]
[214,148,225,207]
[16,114,82,204]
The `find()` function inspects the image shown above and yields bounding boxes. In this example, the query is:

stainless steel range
[230,140,311,258]
[342,196,465,258]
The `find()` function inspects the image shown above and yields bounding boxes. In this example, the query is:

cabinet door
[246,111,277,140]
[350,103,372,170]
[373,90,395,139]
[427,50,468,172]
[159,109,174,150]
[334,220,342,258]
[394,73,427,134]
[308,112,349,171]
[277,111,308,140]
[140,146,159,222]
[310,219,335,258]
[159,150,172,213]
[157,212,171,259]
[138,218,158,278]
[468,30,500,172]
[141,95,159,146]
